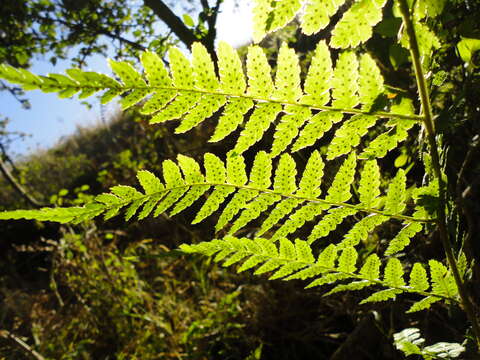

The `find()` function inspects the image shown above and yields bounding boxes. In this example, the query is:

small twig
[0,146,44,208]
[0,330,46,360]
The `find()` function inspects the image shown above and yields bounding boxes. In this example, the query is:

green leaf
[302,41,333,106]
[246,46,275,98]
[384,169,406,214]
[332,51,359,108]
[408,263,429,292]
[331,0,386,49]
[337,247,358,273]
[270,105,311,157]
[291,111,340,152]
[217,41,247,95]
[359,160,381,208]
[182,13,195,27]
[233,103,282,154]
[308,207,357,245]
[140,51,172,87]
[360,288,402,304]
[192,42,219,91]
[325,152,356,203]
[358,53,384,109]
[327,114,378,159]
[384,258,405,287]
[273,43,302,102]
[301,0,347,35]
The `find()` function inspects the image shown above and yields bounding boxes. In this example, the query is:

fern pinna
[1,0,479,348]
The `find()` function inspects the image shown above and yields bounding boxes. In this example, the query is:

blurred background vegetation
[0,0,480,359]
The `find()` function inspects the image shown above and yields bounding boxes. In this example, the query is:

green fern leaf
[192,155,235,224]
[429,260,458,299]
[150,93,201,124]
[273,153,297,194]
[359,160,381,208]
[406,296,441,313]
[326,280,373,296]
[272,203,329,241]
[360,288,402,304]
[217,41,246,95]
[108,60,148,109]
[192,42,219,91]
[138,194,163,220]
[408,263,429,292]
[170,155,209,216]
[230,193,281,234]
[246,46,275,98]
[291,111,340,152]
[258,198,302,236]
[301,0,347,35]
[136,170,164,194]
[360,120,416,159]
[295,239,315,263]
[306,273,351,289]
[307,207,358,245]
[169,47,195,88]
[286,244,338,280]
[384,222,423,256]
[233,103,282,154]
[252,0,301,42]
[301,41,333,106]
[252,0,272,43]
[384,258,406,287]
[269,0,302,34]
[227,154,248,186]
[209,98,254,142]
[332,51,359,108]
[297,150,324,198]
[384,169,407,214]
[270,105,311,157]
[337,247,358,273]
[325,152,357,203]
[359,254,381,281]
[339,214,388,248]
[273,43,302,102]
[140,91,176,115]
[330,0,386,49]
[176,95,227,133]
[140,51,172,87]
[358,53,384,109]
[153,160,186,216]
[108,59,145,87]
[327,114,378,159]
[215,152,271,231]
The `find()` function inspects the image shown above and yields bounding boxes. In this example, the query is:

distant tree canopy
[1,0,224,68]
[0,0,225,108]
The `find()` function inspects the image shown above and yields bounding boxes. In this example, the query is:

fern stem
[398,0,480,349]
[94,182,433,223]
[158,87,423,121]
[18,80,423,122]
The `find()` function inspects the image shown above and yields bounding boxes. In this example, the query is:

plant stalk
[398,0,480,350]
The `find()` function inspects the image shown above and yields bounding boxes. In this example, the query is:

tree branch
[0,146,44,208]
[143,0,198,48]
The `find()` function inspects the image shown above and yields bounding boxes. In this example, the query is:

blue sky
[2,0,252,157]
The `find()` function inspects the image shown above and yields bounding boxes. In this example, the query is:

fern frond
[180,237,459,311]
[0,152,429,253]
[332,51,359,109]
[330,0,387,49]
[252,0,387,47]
[0,42,421,159]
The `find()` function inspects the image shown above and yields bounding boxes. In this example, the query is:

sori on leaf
[0,41,420,160]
